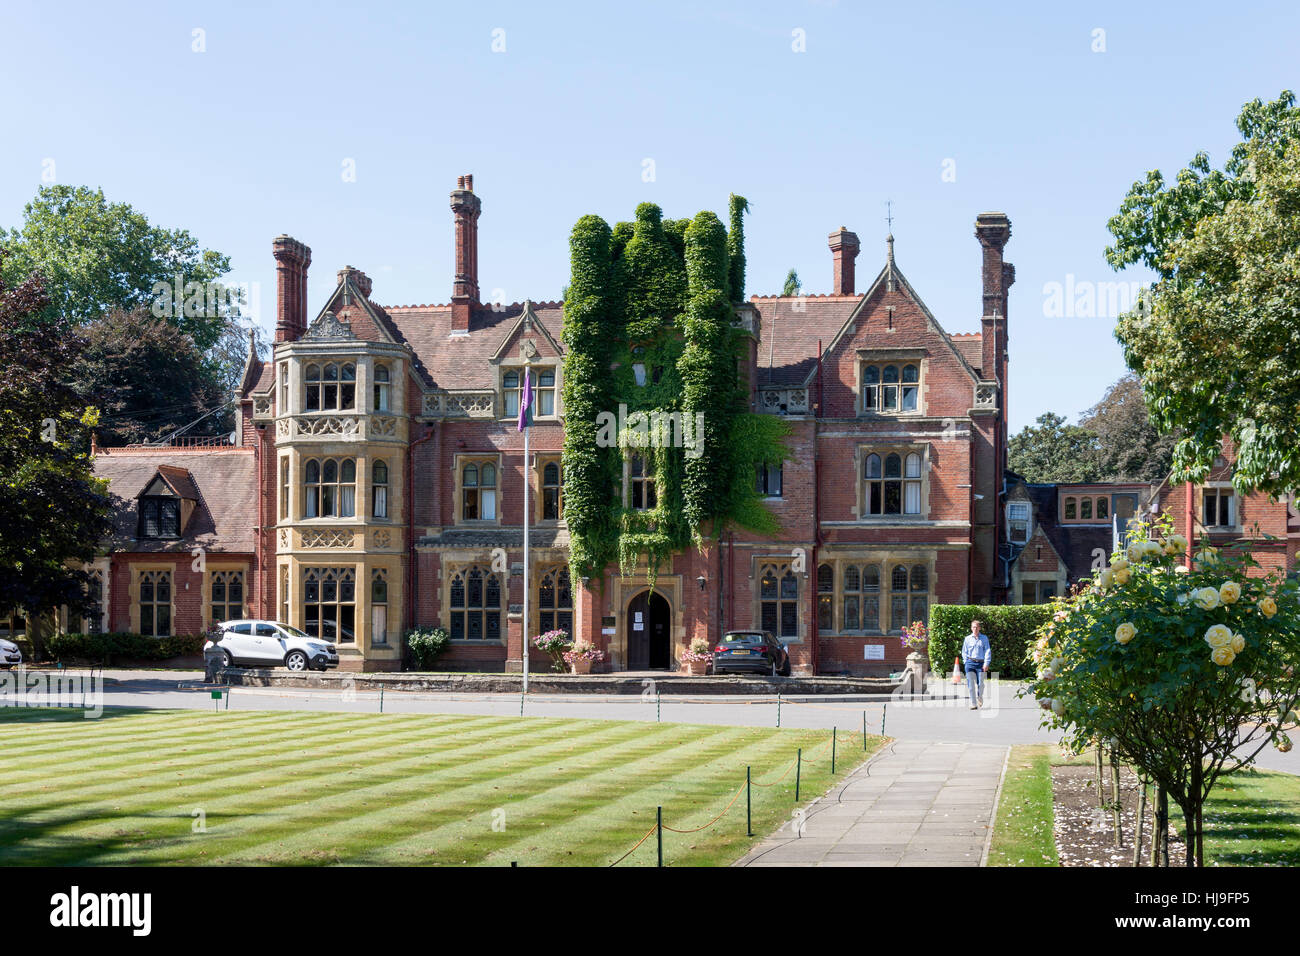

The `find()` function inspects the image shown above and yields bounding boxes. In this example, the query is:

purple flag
[516,367,533,431]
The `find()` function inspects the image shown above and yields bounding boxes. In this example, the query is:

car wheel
[221,650,233,668]
[285,650,308,672]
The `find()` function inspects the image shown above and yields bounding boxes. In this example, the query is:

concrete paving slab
[735,740,1008,868]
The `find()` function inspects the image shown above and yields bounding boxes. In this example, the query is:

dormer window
[140,496,180,538]
[1008,502,1030,544]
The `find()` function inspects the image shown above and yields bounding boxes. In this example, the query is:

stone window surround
[441,561,506,644]
[853,442,931,520]
[815,553,935,636]
[752,558,803,645]
[1061,493,1111,524]
[204,563,250,628]
[277,351,405,419]
[129,563,176,637]
[534,453,565,525]
[454,453,503,526]
[498,360,561,421]
[854,351,928,418]
[275,557,401,658]
[1199,481,1240,532]
[281,449,400,530]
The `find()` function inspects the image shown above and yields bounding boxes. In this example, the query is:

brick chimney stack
[828,227,860,295]
[450,174,481,332]
[273,235,312,343]
[336,265,372,299]
[974,212,1013,386]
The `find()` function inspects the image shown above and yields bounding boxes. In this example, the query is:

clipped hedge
[45,632,206,666]
[927,605,1053,681]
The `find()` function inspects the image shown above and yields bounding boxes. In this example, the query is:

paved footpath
[736,739,1009,867]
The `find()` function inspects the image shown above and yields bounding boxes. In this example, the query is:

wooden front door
[627,590,671,670]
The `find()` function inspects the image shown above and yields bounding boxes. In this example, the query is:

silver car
[205,620,338,672]
[0,638,21,669]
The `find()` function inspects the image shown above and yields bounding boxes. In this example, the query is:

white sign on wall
[863,645,885,660]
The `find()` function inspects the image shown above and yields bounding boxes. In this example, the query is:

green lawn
[987,743,1057,867]
[0,708,880,866]
[1204,767,1300,866]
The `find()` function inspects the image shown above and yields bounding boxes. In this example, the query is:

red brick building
[88,176,1026,674]
[1005,441,1300,604]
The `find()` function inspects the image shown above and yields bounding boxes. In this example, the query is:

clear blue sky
[3,0,1296,432]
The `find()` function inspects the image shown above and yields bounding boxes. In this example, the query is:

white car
[0,638,21,669]
[206,620,339,672]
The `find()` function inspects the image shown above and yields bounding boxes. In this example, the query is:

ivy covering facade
[561,199,788,586]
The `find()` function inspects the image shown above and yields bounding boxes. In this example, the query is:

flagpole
[522,362,531,696]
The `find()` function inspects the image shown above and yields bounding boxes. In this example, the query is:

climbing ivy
[560,216,622,580]
[727,193,748,303]
[561,197,788,587]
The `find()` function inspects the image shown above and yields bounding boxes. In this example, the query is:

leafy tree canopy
[67,307,232,446]
[0,258,111,623]
[1,185,232,349]
[1008,412,1101,484]
[1106,91,1300,497]
[1080,372,1179,482]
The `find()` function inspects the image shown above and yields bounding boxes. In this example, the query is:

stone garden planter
[685,658,709,676]
[570,659,593,675]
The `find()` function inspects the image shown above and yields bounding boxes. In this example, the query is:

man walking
[962,619,991,710]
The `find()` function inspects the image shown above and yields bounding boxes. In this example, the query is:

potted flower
[532,629,572,673]
[900,620,929,653]
[681,637,712,676]
[563,640,606,675]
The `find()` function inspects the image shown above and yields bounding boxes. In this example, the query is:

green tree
[1008,412,1101,483]
[0,258,111,648]
[67,307,231,446]
[781,269,801,297]
[1081,373,1179,482]
[1,185,232,349]
[1106,91,1300,496]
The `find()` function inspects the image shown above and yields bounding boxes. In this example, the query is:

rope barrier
[661,783,746,833]
[607,823,659,867]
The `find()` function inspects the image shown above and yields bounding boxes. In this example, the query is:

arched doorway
[627,590,671,670]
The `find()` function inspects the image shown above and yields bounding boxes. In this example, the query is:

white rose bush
[1029,521,1300,866]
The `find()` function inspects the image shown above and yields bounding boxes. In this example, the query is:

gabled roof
[489,300,565,364]
[379,301,567,390]
[143,465,200,501]
[749,294,862,387]
[93,448,257,553]
[751,247,984,389]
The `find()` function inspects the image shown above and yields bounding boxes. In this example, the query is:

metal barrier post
[380,685,385,713]
[831,727,837,774]
[795,748,802,802]
[225,687,230,711]
[881,703,887,736]
[657,688,661,723]
[862,710,867,749]
[776,693,781,728]
[657,807,663,867]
